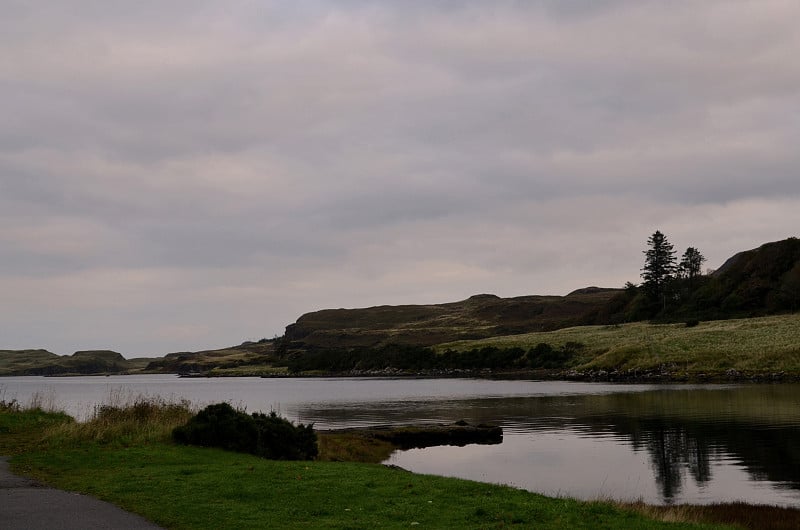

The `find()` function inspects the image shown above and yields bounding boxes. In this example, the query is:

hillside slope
[283,288,621,351]
[699,237,800,315]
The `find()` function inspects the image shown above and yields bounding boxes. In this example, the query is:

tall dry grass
[44,393,194,447]
[0,385,59,413]
[617,500,800,530]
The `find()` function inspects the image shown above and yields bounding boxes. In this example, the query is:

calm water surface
[2,375,798,506]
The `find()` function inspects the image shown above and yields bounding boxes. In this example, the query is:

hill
[0,349,150,376]
[278,237,800,376]
[699,237,800,315]
[600,237,800,323]
[143,340,281,376]
[283,289,621,352]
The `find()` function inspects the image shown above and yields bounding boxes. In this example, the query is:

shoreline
[184,367,800,384]
[5,367,797,383]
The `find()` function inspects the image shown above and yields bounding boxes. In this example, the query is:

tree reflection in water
[630,421,711,501]
[300,383,800,504]
[595,413,800,502]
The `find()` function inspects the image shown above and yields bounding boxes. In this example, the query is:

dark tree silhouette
[641,230,677,308]
[678,247,706,280]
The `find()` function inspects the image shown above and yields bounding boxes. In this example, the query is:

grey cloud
[1,1,798,354]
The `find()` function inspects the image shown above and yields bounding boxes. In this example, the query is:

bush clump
[172,403,318,460]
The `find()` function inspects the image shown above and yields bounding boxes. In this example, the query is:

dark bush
[173,403,317,460]
[251,411,318,460]
[527,342,582,369]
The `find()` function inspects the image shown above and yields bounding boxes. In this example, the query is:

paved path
[0,456,164,530]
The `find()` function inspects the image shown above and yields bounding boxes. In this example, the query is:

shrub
[527,342,583,369]
[173,403,317,460]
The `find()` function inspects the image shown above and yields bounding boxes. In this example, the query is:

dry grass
[207,365,290,376]
[316,432,396,463]
[620,501,800,530]
[437,314,800,374]
[43,393,194,447]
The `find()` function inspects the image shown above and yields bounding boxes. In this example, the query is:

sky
[2,1,799,357]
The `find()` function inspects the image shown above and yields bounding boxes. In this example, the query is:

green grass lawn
[12,443,731,530]
[0,407,734,530]
[437,314,800,374]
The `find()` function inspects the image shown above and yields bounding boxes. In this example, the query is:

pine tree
[641,230,677,307]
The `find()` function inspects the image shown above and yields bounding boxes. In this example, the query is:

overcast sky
[2,1,798,357]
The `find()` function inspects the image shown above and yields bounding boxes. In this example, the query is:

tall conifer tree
[641,230,677,306]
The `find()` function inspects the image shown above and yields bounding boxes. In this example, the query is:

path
[0,456,164,530]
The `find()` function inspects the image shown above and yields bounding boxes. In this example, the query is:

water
[2,375,799,506]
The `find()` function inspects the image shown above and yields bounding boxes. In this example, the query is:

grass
[621,502,800,530]
[12,443,731,530]
[0,397,739,530]
[0,402,73,455]
[207,365,290,377]
[317,432,396,463]
[436,313,800,375]
[43,395,193,448]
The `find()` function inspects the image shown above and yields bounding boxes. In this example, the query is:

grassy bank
[437,314,800,375]
[17,443,734,530]
[0,401,747,530]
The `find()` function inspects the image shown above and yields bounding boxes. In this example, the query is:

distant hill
[0,349,149,376]
[283,289,621,353]
[143,340,279,375]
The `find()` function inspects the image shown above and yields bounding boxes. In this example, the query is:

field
[437,313,800,375]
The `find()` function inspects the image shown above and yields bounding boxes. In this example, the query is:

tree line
[285,342,585,373]
[640,230,706,310]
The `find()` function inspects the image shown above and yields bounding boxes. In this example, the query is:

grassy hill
[0,349,152,376]
[284,288,620,351]
[143,340,283,376]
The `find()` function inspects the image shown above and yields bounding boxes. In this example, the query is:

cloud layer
[2,1,798,355]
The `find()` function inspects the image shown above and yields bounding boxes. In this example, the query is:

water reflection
[305,385,800,505]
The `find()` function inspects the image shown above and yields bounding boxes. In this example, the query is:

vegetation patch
[323,421,502,453]
[173,402,318,460]
[438,313,800,377]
